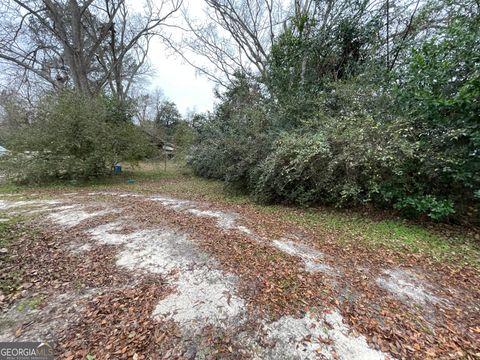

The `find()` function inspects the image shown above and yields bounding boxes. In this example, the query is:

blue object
[127,179,136,184]
[114,164,122,174]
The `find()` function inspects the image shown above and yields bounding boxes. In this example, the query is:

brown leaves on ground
[336,247,480,359]
[116,196,334,318]
[1,190,479,359]
[115,194,480,359]
[10,221,132,293]
[58,279,176,359]
[0,217,176,358]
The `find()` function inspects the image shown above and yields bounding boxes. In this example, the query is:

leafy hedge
[0,92,153,184]
[188,11,479,222]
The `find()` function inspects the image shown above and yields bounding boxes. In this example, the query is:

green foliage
[253,90,400,207]
[189,75,272,190]
[154,100,182,134]
[103,96,135,124]
[394,195,456,221]
[172,121,198,162]
[268,1,382,105]
[190,1,480,222]
[393,13,480,211]
[253,131,332,205]
[0,91,153,184]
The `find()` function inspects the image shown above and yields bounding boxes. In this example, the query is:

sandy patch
[49,208,112,227]
[118,193,142,198]
[116,230,211,274]
[150,195,194,211]
[0,199,63,211]
[86,191,115,196]
[149,195,255,236]
[259,310,387,360]
[186,208,239,230]
[152,267,245,334]
[88,222,211,272]
[26,204,77,215]
[88,221,129,245]
[187,208,256,236]
[376,268,446,306]
[273,239,335,275]
[87,220,246,335]
[69,243,93,254]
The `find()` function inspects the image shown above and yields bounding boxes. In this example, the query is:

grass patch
[0,217,25,295]
[1,161,478,269]
[0,160,248,203]
[0,160,183,193]
[143,176,251,204]
[265,206,480,268]
[16,295,44,312]
[0,183,21,194]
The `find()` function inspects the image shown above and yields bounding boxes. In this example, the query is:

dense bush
[253,84,401,207]
[0,91,153,183]
[190,1,479,222]
[189,75,273,190]
[391,15,480,216]
[253,131,334,205]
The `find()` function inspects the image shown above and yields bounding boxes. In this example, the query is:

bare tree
[0,0,182,98]
[167,0,449,90]
[166,0,288,89]
[133,87,165,124]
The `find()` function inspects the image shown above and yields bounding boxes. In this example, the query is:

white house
[0,145,8,156]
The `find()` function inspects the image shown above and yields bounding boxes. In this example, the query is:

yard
[0,162,479,359]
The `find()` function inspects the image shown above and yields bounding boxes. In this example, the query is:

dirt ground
[0,187,478,359]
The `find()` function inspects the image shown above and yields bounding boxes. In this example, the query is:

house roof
[0,145,8,152]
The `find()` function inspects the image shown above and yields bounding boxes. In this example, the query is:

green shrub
[253,132,333,205]
[189,75,272,190]
[0,91,153,184]
[253,105,396,207]
[188,3,480,222]
[394,195,456,221]
[392,15,480,212]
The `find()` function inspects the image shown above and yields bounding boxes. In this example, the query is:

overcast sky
[138,0,217,116]
[146,42,216,116]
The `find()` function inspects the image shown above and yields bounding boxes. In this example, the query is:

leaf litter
[0,190,478,359]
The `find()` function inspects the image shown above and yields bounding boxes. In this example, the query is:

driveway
[0,191,478,359]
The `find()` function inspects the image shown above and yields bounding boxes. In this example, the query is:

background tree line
[0,0,196,182]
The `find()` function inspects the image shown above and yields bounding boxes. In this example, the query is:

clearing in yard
[0,163,478,359]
